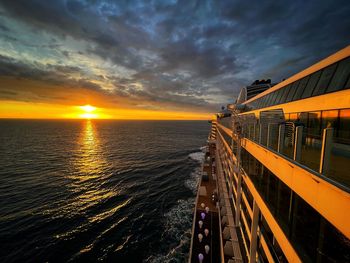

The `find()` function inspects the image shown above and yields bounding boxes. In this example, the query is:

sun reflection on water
[77,119,104,177]
[62,120,116,218]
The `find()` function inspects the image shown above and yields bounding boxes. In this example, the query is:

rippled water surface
[0,120,209,262]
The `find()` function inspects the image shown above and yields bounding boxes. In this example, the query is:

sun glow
[79,105,98,119]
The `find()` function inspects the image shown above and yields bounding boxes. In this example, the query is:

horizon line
[0,117,211,121]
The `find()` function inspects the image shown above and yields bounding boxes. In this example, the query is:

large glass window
[276,181,292,235]
[273,89,281,105]
[319,218,350,262]
[291,195,320,262]
[300,112,322,171]
[260,96,267,108]
[338,109,350,142]
[301,71,322,99]
[266,170,278,214]
[280,84,292,104]
[265,93,273,107]
[270,91,278,106]
[312,63,338,96]
[285,80,300,102]
[256,98,262,109]
[321,110,339,132]
[307,111,322,138]
[325,110,350,188]
[293,76,310,101]
[327,57,350,93]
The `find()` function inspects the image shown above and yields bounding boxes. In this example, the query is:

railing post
[253,123,256,141]
[258,124,262,144]
[249,201,260,263]
[235,137,242,226]
[319,128,333,174]
[293,126,303,162]
[267,123,273,148]
[278,124,285,153]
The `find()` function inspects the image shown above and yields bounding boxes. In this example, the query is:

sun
[80,105,96,113]
[79,105,98,119]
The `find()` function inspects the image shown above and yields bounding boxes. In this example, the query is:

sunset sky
[0,0,349,119]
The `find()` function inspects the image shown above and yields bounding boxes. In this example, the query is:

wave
[144,199,194,263]
[145,148,205,263]
[184,167,201,194]
[188,147,205,163]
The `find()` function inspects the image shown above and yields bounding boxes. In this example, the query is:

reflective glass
[301,71,321,99]
[280,84,292,104]
[312,63,337,96]
[293,76,310,101]
[327,57,350,93]
[286,81,300,102]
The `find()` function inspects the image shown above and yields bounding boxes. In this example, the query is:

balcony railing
[238,122,350,191]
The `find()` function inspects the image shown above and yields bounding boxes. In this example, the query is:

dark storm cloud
[0,54,104,92]
[0,0,349,110]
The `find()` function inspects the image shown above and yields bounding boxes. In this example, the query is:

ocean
[0,120,210,263]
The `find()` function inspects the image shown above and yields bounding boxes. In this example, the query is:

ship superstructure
[190,46,350,263]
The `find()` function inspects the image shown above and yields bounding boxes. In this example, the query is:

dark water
[0,120,209,263]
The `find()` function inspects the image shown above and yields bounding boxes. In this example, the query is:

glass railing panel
[267,123,279,151]
[260,124,268,147]
[326,142,350,188]
[255,124,260,143]
[282,123,294,159]
[218,116,232,130]
[300,133,322,171]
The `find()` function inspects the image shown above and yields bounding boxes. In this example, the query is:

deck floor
[190,145,221,263]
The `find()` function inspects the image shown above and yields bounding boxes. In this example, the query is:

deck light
[198,220,203,229]
[198,253,204,263]
[205,245,210,254]
[198,233,203,242]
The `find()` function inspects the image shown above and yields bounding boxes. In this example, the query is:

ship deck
[190,144,221,263]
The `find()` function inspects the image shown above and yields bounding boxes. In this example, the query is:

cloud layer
[0,0,349,113]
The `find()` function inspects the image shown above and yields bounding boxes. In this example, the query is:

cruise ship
[189,46,350,262]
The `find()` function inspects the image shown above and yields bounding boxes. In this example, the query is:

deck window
[301,70,322,99]
[327,57,350,93]
[321,110,339,133]
[307,111,322,137]
[276,181,292,236]
[286,80,300,102]
[266,170,278,214]
[273,89,282,105]
[280,84,292,104]
[269,91,278,106]
[338,109,350,142]
[312,63,338,96]
[261,96,268,108]
[320,218,350,262]
[264,94,272,108]
[291,195,320,262]
[293,76,310,101]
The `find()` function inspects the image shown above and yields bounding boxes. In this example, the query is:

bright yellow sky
[0,101,211,120]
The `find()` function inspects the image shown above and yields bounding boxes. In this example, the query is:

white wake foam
[188,151,204,162]
[184,166,201,194]
[144,198,194,263]
[145,147,206,263]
